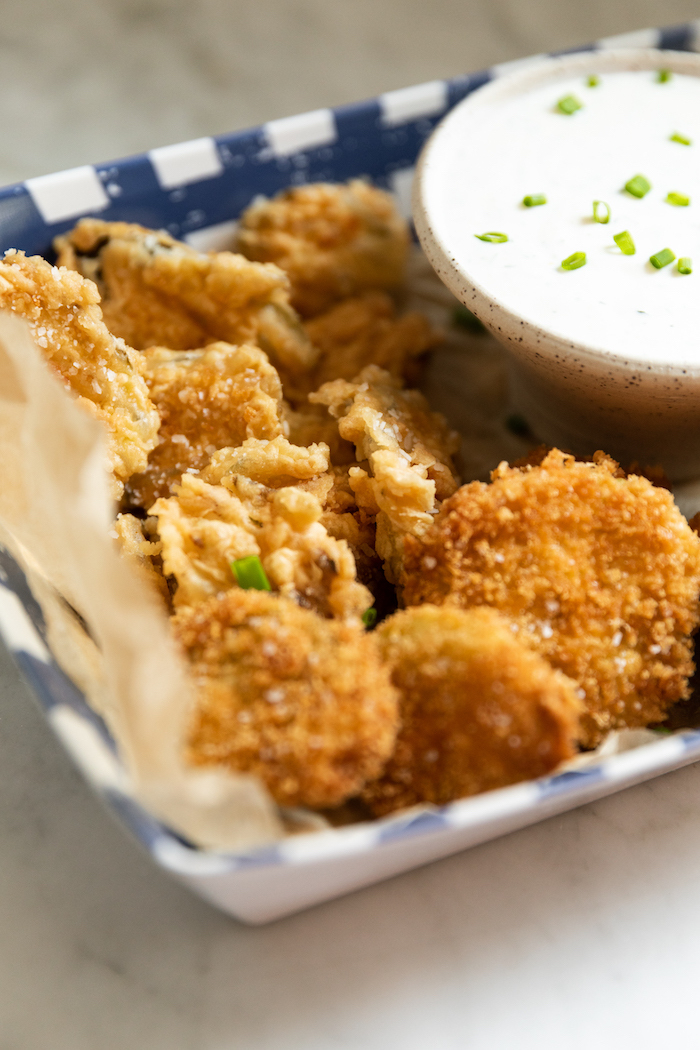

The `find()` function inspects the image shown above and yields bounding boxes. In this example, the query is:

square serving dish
[1,19,700,924]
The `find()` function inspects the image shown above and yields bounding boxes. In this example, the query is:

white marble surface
[4,1,700,1046]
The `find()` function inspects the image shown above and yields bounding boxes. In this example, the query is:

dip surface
[423,67,700,366]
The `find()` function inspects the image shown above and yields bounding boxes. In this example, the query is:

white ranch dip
[422,68,700,366]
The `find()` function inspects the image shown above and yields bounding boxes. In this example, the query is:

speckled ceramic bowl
[414,47,700,480]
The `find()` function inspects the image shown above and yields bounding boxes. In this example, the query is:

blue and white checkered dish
[1,21,700,922]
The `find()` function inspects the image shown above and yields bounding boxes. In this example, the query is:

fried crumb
[235,181,410,317]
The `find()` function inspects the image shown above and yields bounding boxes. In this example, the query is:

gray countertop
[3,1,700,1046]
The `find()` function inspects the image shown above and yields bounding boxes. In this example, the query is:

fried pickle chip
[123,341,284,508]
[403,449,700,747]
[311,364,460,581]
[176,590,399,808]
[55,219,317,374]
[235,181,410,317]
[362,605,581,815]
[305,291,440,388]
[0,251,159,496]
[153,465,373,621]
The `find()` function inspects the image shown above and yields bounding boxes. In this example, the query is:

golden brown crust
[123,341,284,509]
[0,251,159,496]
[402,449,700,747]
[362,605,581,816]
[311,364,460,581]
[55,218,317,374]
[176,590,399,808]
[296,291,440,398]
[153,464,373,621]
[235,181,410,317]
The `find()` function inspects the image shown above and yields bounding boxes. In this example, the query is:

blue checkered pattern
[1,21,700,878]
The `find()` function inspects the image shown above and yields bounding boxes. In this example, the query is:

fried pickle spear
[153,438,373,621]
[403,449,700,747]
[0,251,159,497]
[55,219,317,375]
[362,605,581,816]
[123,341,284,509]
[311,364,460,581]
[176,590,399,808]
[235,180,410,317]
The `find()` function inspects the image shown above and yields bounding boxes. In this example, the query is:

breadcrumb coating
[235,181,410,317]
[0,251,159,497]
[362,605,582,815]
[403,449,700,747]
[123,341,284,509]
[55,218,317,374]
[311,364,460,581]
[153,467,373,621]
[176,590,399,808]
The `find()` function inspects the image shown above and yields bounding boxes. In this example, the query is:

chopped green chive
[593,200,610,224]
[452,304,485,333]
[523,193,547,207]
[650,248,676,269]
[613,230,636,255]
[624,174,651,199]
[657,69,672,83]
[678,257,692,275]
[586,74,600,87]
[561,251,586,271]
[505,413,530,436]
[474,231,508,243]
[557,94,583,115]
[666,191,690,207]
[362,607,378,628]
[670,131,692,145]
[231,554,271,591]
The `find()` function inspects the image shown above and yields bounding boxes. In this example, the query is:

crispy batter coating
[403,449,700,747]
[176,590,399,808]
[362,605,581,815]
[202,433,329,489]
[283,402,355,464]
[123,341,284,508]
[305,291,440,388]
[113,513,169,601]
[0,251,159,497]
[55,219,317,374]
[153,462,373,621]
[235,181,410,317]
[311,364,460,581]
